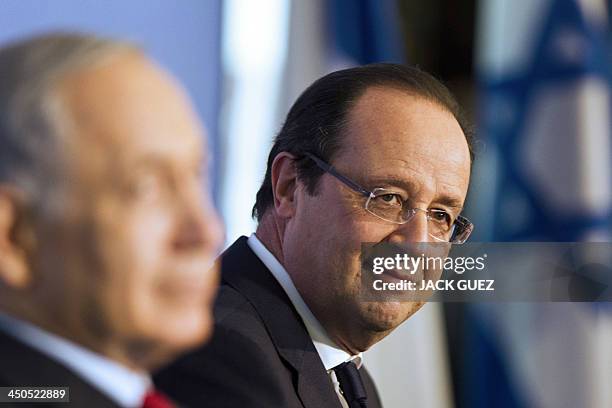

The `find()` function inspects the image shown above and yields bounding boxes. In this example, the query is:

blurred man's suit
[0,318,126,408]
[155,236,382,408]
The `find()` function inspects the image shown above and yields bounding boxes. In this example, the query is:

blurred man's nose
[200,199,224,254]
[387,211,432,244]
[172,189,223,254]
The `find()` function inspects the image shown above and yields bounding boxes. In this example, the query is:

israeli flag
[462,0,612,407]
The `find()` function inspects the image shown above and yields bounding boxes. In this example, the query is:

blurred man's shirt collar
[0,312,150,408]
[247,233,362,370]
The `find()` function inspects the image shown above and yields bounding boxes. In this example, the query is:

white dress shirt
[248,234,363,407]
[0,312,151,408]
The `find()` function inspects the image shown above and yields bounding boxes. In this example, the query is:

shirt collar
[0,312,151,408]
[247,233,363,371]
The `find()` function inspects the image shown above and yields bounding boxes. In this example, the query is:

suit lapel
[296,350,344,408]
[221,237,342,408]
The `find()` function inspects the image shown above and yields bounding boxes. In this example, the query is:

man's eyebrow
[365,176,419,192]
[365,176,464,208]
[131,151,205,169]
[433,195,464,209]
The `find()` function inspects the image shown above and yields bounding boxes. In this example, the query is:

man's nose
[387,211,432,244]
[173,190,224,254]
[200,199,224,254]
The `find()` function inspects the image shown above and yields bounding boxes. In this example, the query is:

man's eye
[377,194,402,206]
[130,174,163,201]
[430,210,452,224]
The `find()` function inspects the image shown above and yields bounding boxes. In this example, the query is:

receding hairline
[40,46,146,158]
[0,33,144,205]
[47,47,145,104]
[326,84,471,163]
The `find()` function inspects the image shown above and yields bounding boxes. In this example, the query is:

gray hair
[0,32,137,208]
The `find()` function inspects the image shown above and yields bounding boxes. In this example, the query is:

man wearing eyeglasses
[156,63,474,408]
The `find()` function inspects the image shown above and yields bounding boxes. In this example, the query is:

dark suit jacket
[0,329,120,408]
[155,236,383,408]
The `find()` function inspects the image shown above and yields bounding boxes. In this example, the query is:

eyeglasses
[303,152,474,244]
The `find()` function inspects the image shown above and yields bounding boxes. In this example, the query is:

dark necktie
[333,361,368,408]
[141,389,176,408]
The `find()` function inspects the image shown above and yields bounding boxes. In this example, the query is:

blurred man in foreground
[0,33,223,407]
[156,64,474,407]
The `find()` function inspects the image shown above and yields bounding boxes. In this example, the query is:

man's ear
[0,186,33,289]
[270,152,299,219]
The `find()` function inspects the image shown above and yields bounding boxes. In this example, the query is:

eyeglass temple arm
[303,153,372,197]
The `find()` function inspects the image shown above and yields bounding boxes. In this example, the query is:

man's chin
[360,300,425,332]
[143,309,213,356]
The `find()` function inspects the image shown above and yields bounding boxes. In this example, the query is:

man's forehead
[56,53,182,124]
[333,86,471,199]
[339,87,468,158]
[55,53,206,162]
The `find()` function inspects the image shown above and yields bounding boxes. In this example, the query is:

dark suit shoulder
[213,284,259,323]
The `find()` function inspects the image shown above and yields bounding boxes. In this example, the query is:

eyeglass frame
[302,152,474,244]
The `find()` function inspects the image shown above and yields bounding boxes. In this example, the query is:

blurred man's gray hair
[0,32,137,209]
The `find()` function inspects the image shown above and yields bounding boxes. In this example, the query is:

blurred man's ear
[0,186,33,289]
[271,152,299,219]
